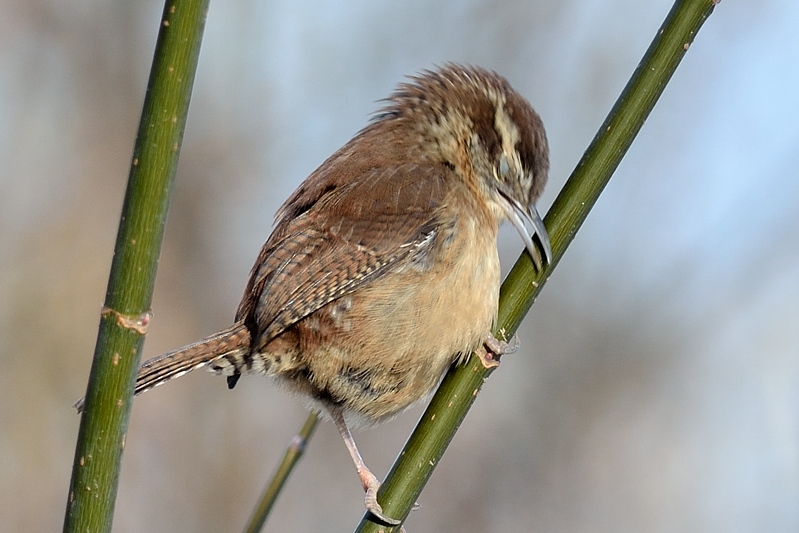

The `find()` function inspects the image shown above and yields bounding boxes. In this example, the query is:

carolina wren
[84,64,551,525]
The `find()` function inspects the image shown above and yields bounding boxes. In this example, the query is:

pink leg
[330,408,400,526]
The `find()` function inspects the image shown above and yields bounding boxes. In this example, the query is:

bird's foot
[478,332,520,368]
[360,468,401,527]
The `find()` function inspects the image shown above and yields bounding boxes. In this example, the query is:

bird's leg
[330,408,400,526]
[478,332,520,368]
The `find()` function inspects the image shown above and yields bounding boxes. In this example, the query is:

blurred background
[2,1,797,531]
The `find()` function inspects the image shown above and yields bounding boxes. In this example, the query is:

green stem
[354,0,718,530]
[63,2,209,532]
[243,413,320,533]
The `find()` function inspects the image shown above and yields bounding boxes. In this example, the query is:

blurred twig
[353,0,719,530]
[243,413,320,533]
[63,2,209,532]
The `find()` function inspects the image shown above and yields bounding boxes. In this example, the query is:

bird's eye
[498,153,511,180]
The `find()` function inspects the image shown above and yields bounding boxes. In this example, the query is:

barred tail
[135,323,251,395]
[74,323,251,412]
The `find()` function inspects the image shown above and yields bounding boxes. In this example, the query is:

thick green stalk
[63,2,209,532]
[354,0,719,530]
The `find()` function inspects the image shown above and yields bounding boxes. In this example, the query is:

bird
[78,64,551,526]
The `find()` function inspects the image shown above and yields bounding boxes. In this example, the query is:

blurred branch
[63,2,209,532]
[354,0,719,530]
[243,413,320,533]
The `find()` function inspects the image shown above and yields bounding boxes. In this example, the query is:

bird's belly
[290,217,501,422]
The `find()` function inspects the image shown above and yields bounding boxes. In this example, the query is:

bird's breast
[284,198,502,423]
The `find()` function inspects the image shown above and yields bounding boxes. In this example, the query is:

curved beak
[500,196,552,271]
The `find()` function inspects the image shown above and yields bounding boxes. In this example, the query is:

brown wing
[235,163,453,347]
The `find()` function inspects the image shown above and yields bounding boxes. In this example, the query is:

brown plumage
[83,64,551,526]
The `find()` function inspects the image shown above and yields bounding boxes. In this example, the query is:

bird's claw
[362,472,401,527]
[478,332,520,368]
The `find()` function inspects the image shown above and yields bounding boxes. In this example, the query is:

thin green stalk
[243,413,320,533]
[63,2,209,532]
[354,0,719,530]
